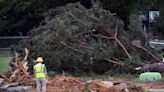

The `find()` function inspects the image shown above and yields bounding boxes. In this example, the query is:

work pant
[36,78,47,92]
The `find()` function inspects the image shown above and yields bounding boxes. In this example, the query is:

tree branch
[132,42,161,62]
[104,58,124,66]
[114,18,118,38]
[115,38,132,60]
[60,41,84,53]
[92,34,114,40]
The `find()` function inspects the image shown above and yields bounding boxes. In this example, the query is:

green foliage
[153,0,164,36]
[128,13,146,43]
[155,47,164,58]
[81,80,89,92]
[0,0,42,35]
[14,3,154,74]
[137,88,145,92]
[102,0,138,30]
[0,0,78,36]
[0,0,161,36]
[151,41,164,58]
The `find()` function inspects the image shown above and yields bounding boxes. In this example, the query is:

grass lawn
[0,50,12,73]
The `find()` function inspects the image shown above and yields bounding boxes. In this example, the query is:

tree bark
[135,62,164,72]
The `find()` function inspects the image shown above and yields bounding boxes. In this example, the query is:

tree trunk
[0,86,32,92]
[135,62,164,72]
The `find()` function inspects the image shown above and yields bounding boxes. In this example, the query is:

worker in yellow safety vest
[34,57,47,92]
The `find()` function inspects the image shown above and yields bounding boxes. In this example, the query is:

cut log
[0,86,32,92]
[0,78,4,84]
[135,62,164,72]
[0,82,19,89]
[0,79,35,89]
[148,89,164,92]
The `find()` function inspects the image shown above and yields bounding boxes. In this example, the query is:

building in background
[139,10,160,33]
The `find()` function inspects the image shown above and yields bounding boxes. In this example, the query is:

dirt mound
[46,76,82,92]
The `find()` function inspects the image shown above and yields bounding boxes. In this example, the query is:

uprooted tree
[0,48,33,89]
[13,3,161,74]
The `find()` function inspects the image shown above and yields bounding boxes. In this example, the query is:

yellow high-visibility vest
[34,63,46,78]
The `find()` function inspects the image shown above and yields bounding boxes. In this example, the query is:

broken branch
[132,42,161,62]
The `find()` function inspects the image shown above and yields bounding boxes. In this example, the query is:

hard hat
[36,57,43,62]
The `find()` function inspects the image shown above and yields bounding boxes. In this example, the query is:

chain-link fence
[0,36,29,50]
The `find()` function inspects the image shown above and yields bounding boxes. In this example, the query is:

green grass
[0,50,11,57]
[0,50,12,73]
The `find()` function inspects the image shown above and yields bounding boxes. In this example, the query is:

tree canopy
[0,0,162,36]
[0,0,78,36]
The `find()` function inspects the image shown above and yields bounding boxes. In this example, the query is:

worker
[34,57,47,92]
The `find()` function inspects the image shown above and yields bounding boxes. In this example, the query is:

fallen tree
[13,3,161,74]
[135,62,164,72]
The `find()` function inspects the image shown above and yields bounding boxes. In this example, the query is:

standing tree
[0,0,78,36]
[153,0,164,36]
